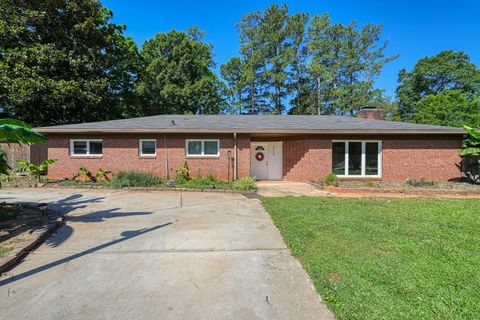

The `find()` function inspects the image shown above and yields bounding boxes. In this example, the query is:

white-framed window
[332,140,382,177]
[70,139,103,156]
[139,139,156,157]
[186,139,220,157]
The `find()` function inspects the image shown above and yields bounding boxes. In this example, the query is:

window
[186,139,219,157]
[332,141,381,177]
[70,140,103,156]
[139,139,156,156]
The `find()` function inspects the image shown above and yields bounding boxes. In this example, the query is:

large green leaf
[464,126,480,143]
[460,147,480,157]
[461,126,480,157]
[0,118,32,129]
[38,159,57,170]
[0,119,48,144]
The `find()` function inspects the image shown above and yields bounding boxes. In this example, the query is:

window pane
[365,142,379,175]
[332,142,346,175]
[89,141,103,155]
[204,141,218,155]
[73,141,87,155]
[348,142,362,175]
[141,140,156,155]
[188,141,202,155]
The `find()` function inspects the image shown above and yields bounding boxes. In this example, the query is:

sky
[103,0,480,99]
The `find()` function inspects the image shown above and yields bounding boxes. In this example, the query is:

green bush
[177,175,218,189]
[323,172,338,186]
[405,178,437,187]
[233,176,257,191]
[174,162,190,182]
[107,171,164,188]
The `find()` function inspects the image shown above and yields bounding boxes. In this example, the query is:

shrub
[233,176,257,191]
[177,175,219,189]
[405,178,437,187]
[72,167,95,182]
[107,171,164,188]
[174,162,190,182]
[95,169,112,181]
[323,172,338,186]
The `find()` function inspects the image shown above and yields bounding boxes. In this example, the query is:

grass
[0,246,13,258]
[261,197,480,320]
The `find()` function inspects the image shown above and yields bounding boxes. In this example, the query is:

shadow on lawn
[0,222,173,287]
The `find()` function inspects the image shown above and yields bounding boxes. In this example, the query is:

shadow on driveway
[0,222,173,287]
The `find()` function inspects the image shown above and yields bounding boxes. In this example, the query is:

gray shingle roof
[36,115,466,134]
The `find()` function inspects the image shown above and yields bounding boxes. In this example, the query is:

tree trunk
[316,76,321,115]
[276,85,281,114]
[237,89,242,114]
[250,80,255,114]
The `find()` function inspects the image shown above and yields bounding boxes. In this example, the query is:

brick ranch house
[36,110,466,182]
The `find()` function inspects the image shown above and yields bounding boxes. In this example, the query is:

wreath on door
[255,152,264,161]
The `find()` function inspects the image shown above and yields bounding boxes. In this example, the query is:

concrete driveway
[0,188,333,320]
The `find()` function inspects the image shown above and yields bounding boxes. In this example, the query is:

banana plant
[72,167,96,182]
[96,169,112,181]
[460,126,480,157]
[14,159,58,183]
[0,118,48,175]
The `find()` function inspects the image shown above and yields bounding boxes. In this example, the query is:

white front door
[251,142,283,180]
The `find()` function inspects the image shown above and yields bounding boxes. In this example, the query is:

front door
[251,142,283,180]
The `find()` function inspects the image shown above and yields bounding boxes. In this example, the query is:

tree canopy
[0,0,140,126]
[222,5,397,115]
[134,28,225,116]
[396,50,480,125]
[0,1,478,127]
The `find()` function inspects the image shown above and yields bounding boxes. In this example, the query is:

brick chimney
[357,106,385,120]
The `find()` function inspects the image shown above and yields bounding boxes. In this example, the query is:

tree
[0,0,140,126]
[412,90,480,128]
[220,57,247,114]
[135,28,225,115]
[236,10,269,114]
[229,4,309,114]
[0,118,47,176]
[258,5,309,114]
[295,13,397,115]
[396,51,480,121]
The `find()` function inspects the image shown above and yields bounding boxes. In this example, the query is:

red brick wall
[382,139,461,181]
[47,134,250,181]
[283,139,331,181]
[47,133,462,182]
[281,136,461,182]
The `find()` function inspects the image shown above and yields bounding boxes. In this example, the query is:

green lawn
[261,197,480,320]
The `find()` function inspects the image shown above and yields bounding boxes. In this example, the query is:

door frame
[250,141,283,181]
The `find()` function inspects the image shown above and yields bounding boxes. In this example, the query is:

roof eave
[36,128,466,135]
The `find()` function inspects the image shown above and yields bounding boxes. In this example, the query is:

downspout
[233,132,238,180]
[164,133,169,180]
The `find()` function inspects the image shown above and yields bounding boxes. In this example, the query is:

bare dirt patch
[0,204,48,258]
[0,174,45,188]
[315,180,480,198]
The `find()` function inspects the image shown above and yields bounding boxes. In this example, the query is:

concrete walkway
[0,188,333,320]
[257,181,329,197]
